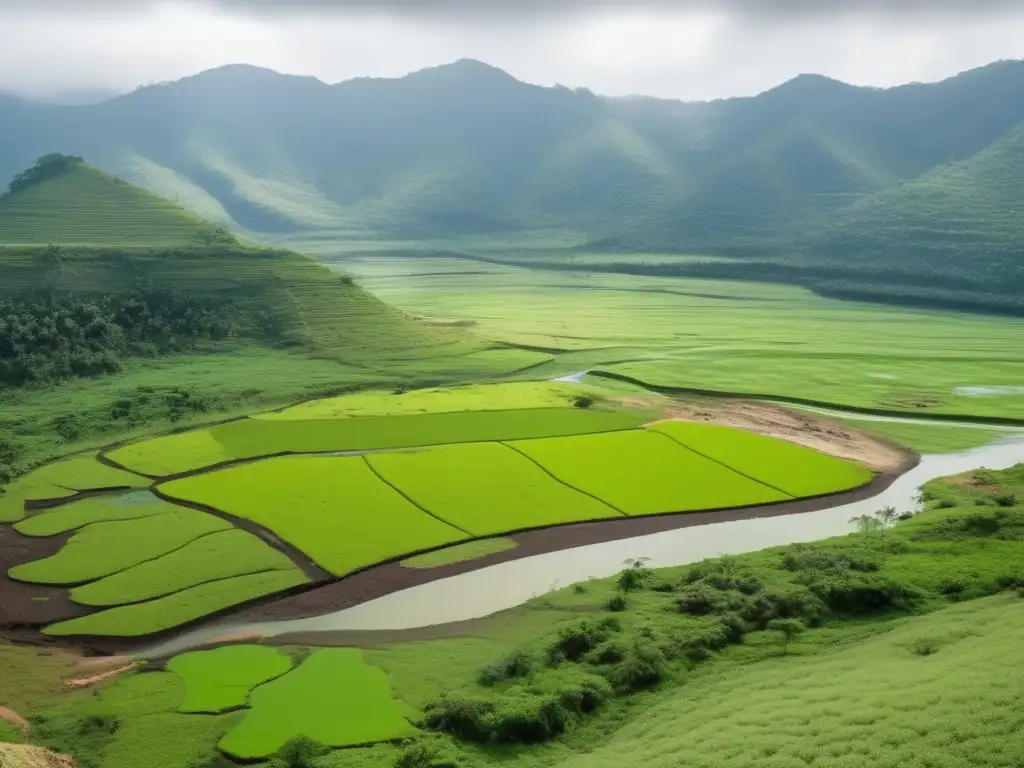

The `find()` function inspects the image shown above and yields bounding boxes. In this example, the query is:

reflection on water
[144,433,1024,658]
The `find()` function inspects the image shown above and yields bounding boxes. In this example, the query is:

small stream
[144,428,1024,658]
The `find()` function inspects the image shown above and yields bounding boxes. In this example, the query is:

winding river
[142,405,1024,659]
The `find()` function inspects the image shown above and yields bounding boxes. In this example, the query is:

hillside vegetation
[0,155,231,247]
[2,59,1024,310]
[0,159,533,481]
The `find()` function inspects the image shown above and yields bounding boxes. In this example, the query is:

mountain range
[2,57,1023,311]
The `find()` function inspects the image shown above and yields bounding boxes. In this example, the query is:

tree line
[0,289,231,387]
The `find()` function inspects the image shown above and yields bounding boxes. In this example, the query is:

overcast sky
[1,1,1023,102]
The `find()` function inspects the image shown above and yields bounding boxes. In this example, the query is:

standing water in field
[143,432,1024,658]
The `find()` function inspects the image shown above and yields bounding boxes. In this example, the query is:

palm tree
[849,514,880,535]
[874,505,898,531]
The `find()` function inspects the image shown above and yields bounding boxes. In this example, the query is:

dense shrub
[684,558,763,594]
[675,584,730,615]
[740,588,827,629]
[271,737,330,768]
[781,547,880,574]
[394,740,461,768]
[0,289,231,386]
[548,618,620,663]
[995,494,1018,508]
[423,696,494,742]
[0,429,19,486]
[572,395,595,409]
[425,673,610,745]
[807,572,923,613]
[478,650,536,686]
[606,594,629,612]
[604,640,667,692]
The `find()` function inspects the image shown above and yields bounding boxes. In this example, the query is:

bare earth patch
[621,396,910,473]
[0,743,74,768]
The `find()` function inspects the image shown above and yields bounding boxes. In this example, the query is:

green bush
[604,640,667,692]
[606,594,629,612]
[807,572,923,613]
[478,650,535,686]
[394,740,461,768]
[423,696,494,743]
[781,547,880,574]
[675,584,729,615]
[740,588,827,629]
[684,559,763,594]
[547,617,621,664]
[270,736,330,768]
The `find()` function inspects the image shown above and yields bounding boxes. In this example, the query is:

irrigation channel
[142,397,1024,658]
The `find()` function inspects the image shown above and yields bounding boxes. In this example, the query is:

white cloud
[0,1,1022,101]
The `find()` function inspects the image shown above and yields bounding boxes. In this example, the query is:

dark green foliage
[425,672,611,745]
[423,697,494,743]
[606,594,629,612]
[684,558,764,594]
[675,584,729,616]
[270,736,331,768]
[547,618,621,664]
[603,640,667,692]
[395,739,461,768]
[806,572,923,614]
[478,650,535,686]
[0,289,230,386]
[109,386,213,426]
[31,712,119,768]
[994,493,1017,508]
[3,154,83,197]
[572,395,595,409]
[0,428,19,486]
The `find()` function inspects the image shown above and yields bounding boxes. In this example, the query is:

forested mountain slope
[1,58,1023,309]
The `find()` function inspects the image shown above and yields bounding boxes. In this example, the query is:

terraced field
[0,162,215,246]
[109,407,644,477]
[2,381,875,640]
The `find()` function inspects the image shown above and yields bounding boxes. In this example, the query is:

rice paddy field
[2,380,876,640]
[217,648,418,758]
[328,254,1024,421]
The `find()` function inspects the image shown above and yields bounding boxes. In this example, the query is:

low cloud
[0,0,1022,102]
[3,0,1023,17]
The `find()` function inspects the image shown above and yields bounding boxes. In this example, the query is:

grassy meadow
[326,253,1024,421]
